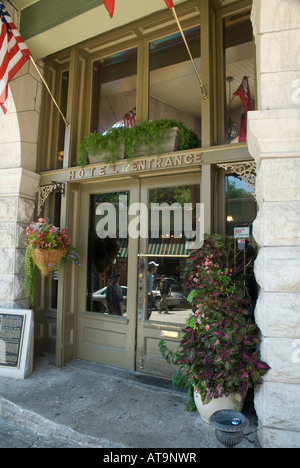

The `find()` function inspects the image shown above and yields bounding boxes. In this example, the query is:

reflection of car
[155,277,187,296]
[153,290,189,311]
[93,286,127,313]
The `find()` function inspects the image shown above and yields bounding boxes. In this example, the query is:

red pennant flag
[103,0,115,18]
[234,76,253,143]
[164,0,174,7]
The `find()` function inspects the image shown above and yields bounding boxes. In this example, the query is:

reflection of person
[158,275,171,314]
[147,261,158,319]
[106,273,123,315]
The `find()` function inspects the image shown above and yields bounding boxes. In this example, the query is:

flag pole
[170,6,208,100]
[29,56,70,127]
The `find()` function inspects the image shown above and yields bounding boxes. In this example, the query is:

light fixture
[227,215,234,222]
[225,76,237,143]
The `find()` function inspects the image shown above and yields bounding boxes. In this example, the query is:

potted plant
[25,218,81,304]
[78,118,200,166]
[78,127,126,166]
[159,233,270,422]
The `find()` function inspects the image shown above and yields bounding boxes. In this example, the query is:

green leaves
[159,233,270,407]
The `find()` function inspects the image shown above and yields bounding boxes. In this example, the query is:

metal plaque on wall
[0,313,26,369]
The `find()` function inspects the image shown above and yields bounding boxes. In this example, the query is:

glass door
[76,179,139,370]
[136,173,202,377]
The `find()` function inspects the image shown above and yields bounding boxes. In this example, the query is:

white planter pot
[133,127,180,158]
[194,389,244,424]
[88,144,125,164]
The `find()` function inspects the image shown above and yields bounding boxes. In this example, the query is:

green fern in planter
[78,127,126,166]
[78,118,200,166]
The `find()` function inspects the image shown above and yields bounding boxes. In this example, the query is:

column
[248,0,300,448]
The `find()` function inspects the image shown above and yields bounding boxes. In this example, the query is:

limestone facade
[0,0,299,448]
[249,0,300,448]
[0,56,41,309]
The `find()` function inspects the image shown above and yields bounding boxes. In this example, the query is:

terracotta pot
[34,248,66,276]
[194,389,244,424]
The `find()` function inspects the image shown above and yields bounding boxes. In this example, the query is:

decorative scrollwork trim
[37,182,65,215]
[217,161,257,190]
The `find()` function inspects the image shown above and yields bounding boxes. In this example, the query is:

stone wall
[249,0,300,448]
[0,4,41,309]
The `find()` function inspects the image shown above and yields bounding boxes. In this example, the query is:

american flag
[0,1,31,115]
[124,106,136,128]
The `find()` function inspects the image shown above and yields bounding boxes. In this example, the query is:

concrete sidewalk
[0,357,260,448]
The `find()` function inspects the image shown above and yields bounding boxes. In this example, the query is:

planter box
[132,127,180,158]
[88,144,126,164]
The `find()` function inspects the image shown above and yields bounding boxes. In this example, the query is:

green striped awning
[148,238,189,257]
[118,239,128,258]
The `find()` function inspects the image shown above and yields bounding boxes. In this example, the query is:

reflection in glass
[86,192,129,315]
[225,175,258,310]
[224,10,254,144]
[225,175,256,240]
[91,48,137,135]
[149,28,201,139]
[146,185,200,324]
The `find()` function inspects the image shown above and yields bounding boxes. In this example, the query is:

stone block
[260,70,300,110]
[17,198,35,224]
[253,201,300,246]
[255,292,300,338]
[255,382,300,433]
[19,142,38,172]
[15,249,25,275]
[0,275,13,301]
[16,223,27,249]
[254,158,300,205]
[0,100,20,144]
[0,224,16,248]
[0,142,21,169]
[0,199,17,221]
[257,426,300,449]
[13,274,27,301]
[259,336,300,384]
[248,109,300,161]
[254,247,300,292]
[0,249,14,275]
[256,0,300,34]
[259,29,300,74]
[17,111,40,145]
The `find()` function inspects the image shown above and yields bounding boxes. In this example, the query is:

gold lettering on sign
[174,155,182,166]
[184,154,193,164]
[68,152,203,181]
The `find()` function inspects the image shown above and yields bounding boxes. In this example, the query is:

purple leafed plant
[159,234,270,409]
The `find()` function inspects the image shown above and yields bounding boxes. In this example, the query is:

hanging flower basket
[25,218,81,304]
[33,248,66,276]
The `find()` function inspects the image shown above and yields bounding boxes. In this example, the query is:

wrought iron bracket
[217,161,257,191]
[37,181,65,215]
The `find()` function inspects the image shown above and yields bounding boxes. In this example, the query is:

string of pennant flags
[0,0,207,122]
[0,0,249,129]
[103,0,175,19]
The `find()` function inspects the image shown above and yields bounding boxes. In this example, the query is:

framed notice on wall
[0,313,26,369]
[0,309,33,379]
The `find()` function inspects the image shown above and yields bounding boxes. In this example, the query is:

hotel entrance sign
[69,152,203,181]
